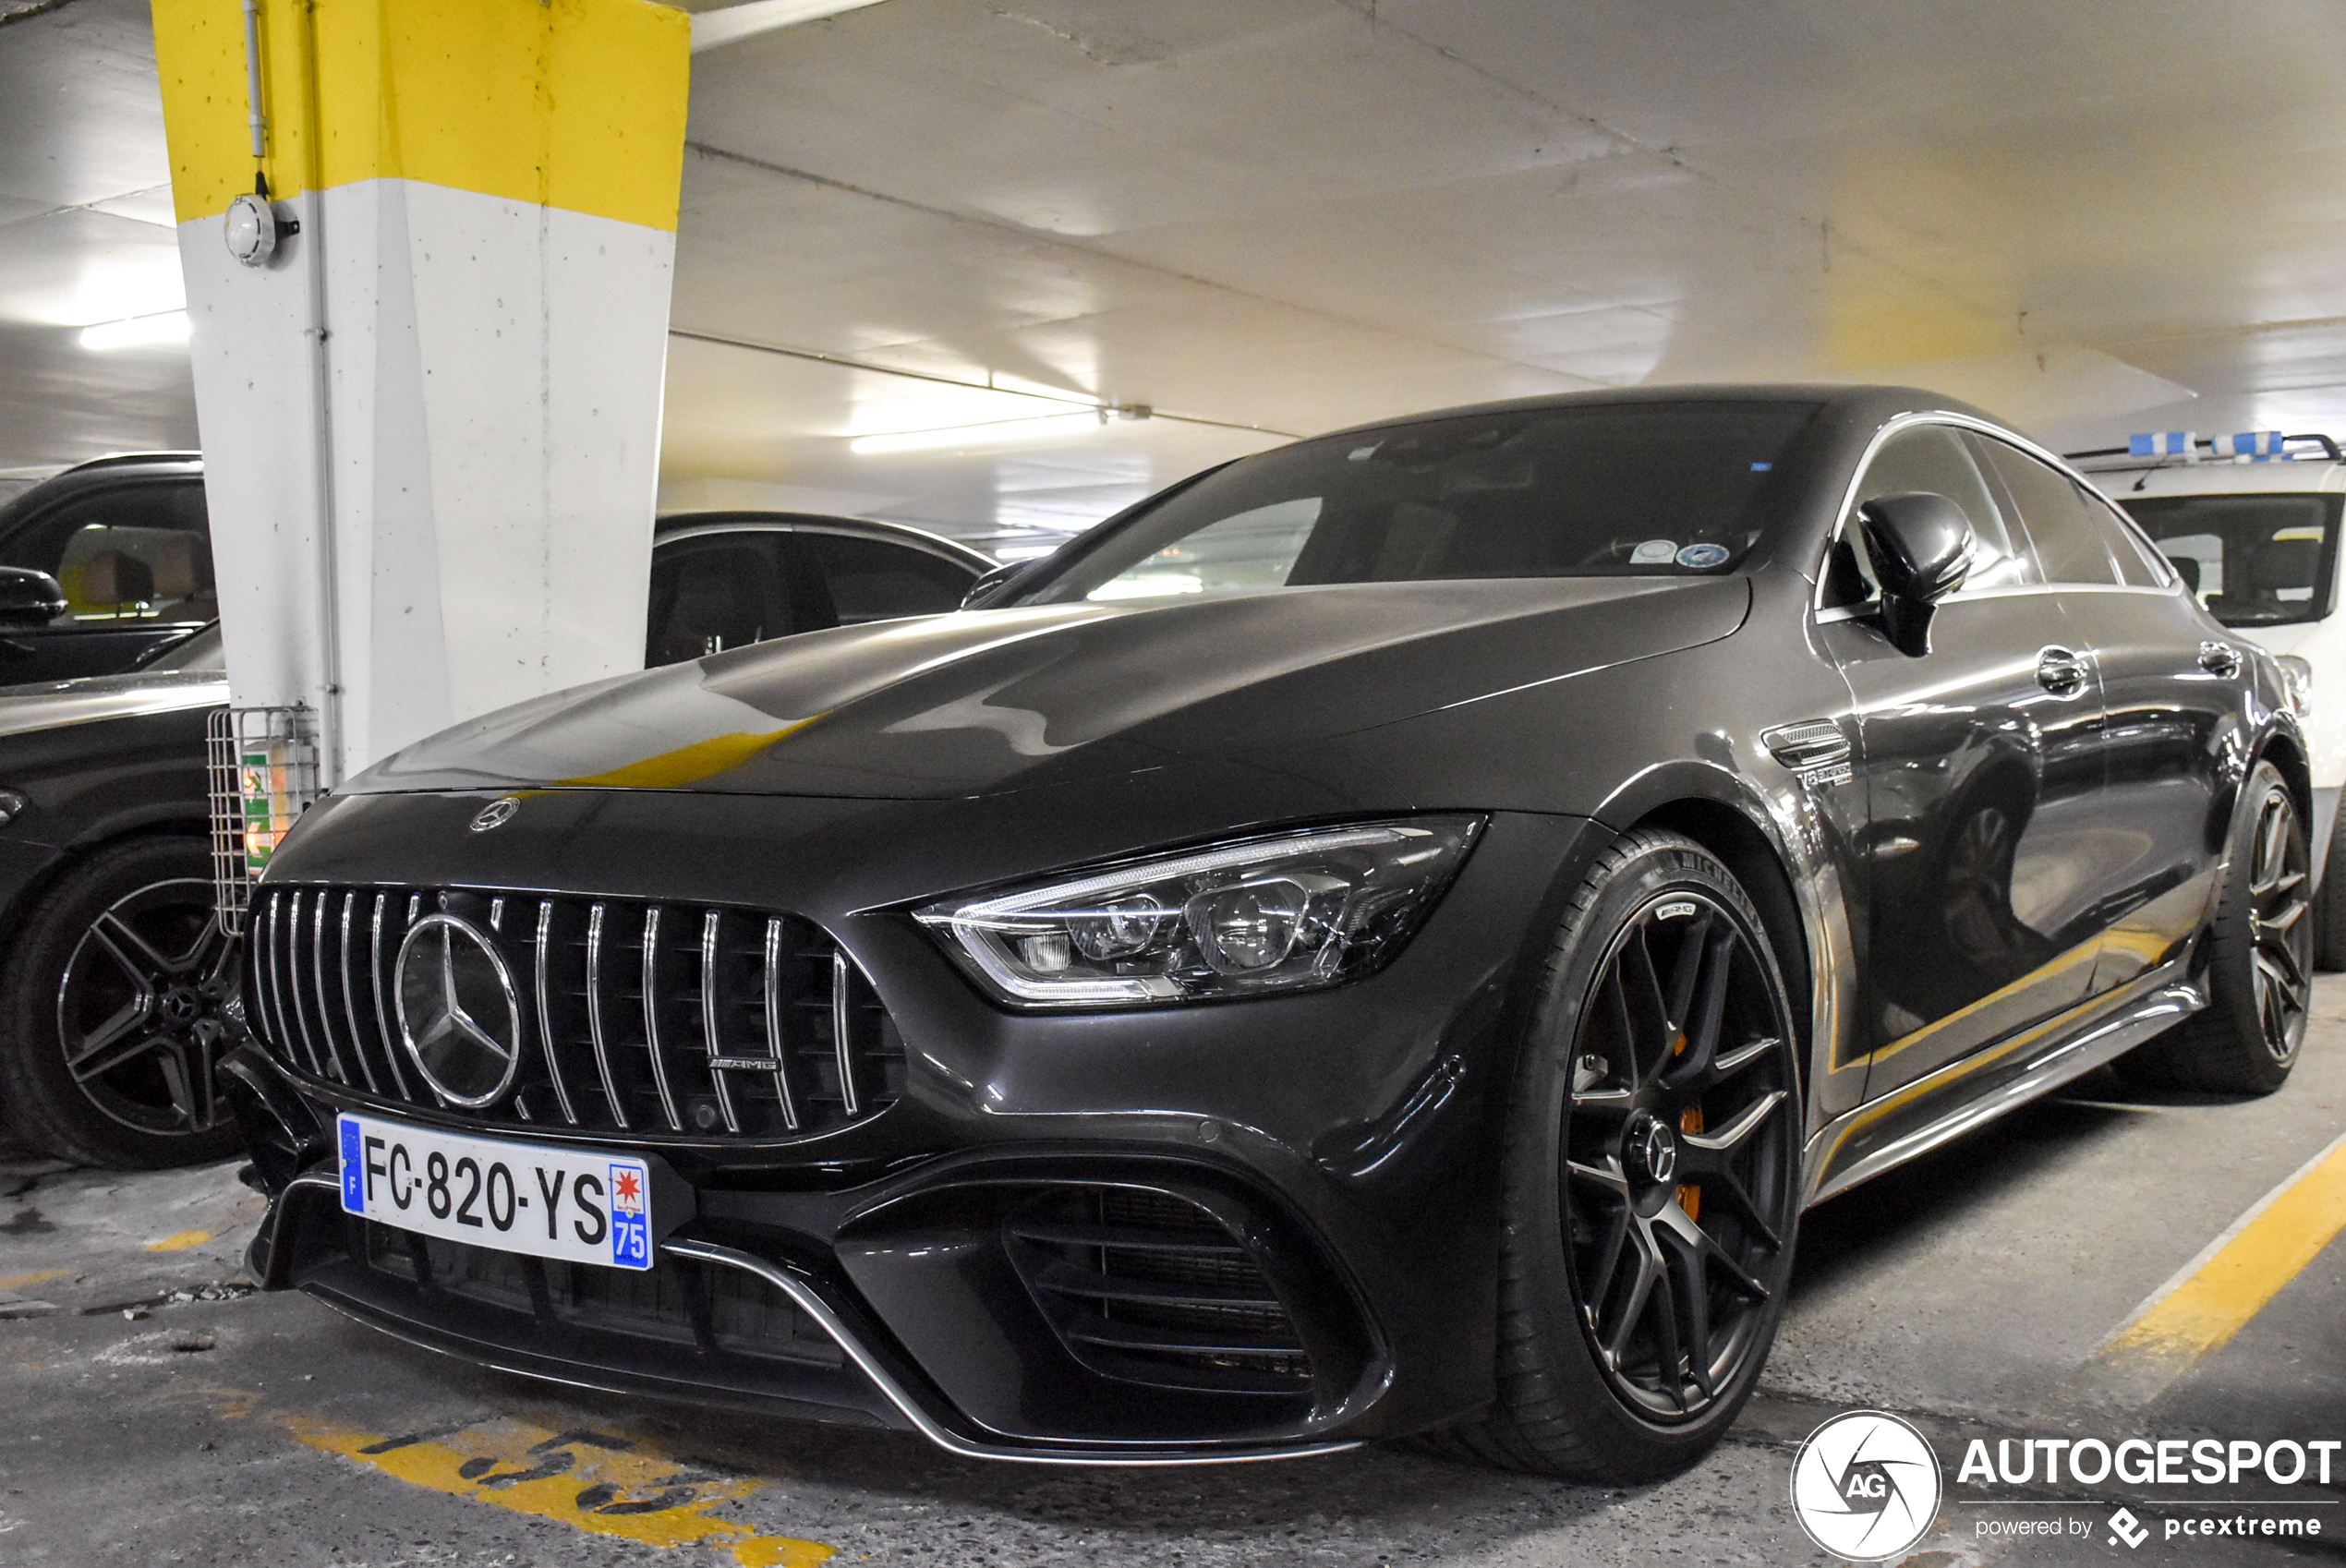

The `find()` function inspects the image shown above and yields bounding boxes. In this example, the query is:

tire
[2119,760,2310,1095]
[1432,828,1803,1481]
[0,837,242,1168]
[2312,800,2346,972]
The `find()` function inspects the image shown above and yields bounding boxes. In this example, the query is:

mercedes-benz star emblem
[393,913,525,1107]
[470,797,521,832]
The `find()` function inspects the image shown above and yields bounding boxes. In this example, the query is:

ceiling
[5,0,2346,553]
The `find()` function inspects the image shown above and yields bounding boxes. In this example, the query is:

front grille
[1006,1187,1312,1393]
[358,1221,843,1367]
[248,884,904,1139]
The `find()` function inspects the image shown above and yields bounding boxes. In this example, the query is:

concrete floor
[6,987,2346,1566]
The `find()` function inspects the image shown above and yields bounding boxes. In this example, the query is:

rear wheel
[2120,760,2309,1094]
[0,837,241,1168]
[1430,829,1801,1481]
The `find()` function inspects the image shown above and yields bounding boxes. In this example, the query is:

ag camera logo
[1791,1410,1943,1561]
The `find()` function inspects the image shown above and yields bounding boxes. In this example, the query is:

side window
[1971,439,2122,586]
[646,534,790,667]
[796,534,978,625]
[1820,425,2034,607]
[0,479,213,624]
[2086,496,2173,588]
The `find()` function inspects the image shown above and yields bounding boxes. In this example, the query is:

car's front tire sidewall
[1486,830,1801,1482]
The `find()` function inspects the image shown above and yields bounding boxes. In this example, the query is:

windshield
[1020,401,1820,605]
[2119,493,2342,627]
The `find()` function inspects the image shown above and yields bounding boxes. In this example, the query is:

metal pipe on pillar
[151,0,690,900]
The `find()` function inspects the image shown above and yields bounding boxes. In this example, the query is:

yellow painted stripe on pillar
[2090,1129,2346,1398]
[284,1411,835,1566]
[154,0,688,231]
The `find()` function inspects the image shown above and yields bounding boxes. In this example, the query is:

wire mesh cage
[206,704,318,935]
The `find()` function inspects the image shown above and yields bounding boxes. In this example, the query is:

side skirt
[1801,962,2207,1207]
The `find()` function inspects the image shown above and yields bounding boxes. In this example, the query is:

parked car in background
[2080,433,2346,966]
[227,386,2305,1482]
[0,513,989,1167]
[0,452,212,682]
[0,624,232,1167]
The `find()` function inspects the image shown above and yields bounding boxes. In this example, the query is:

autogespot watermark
[1792,1411,2338,1557]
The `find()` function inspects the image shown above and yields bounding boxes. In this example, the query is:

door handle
[2197,640,2242,678]
[2037,645,2089,697]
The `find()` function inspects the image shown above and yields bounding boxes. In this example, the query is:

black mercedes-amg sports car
[226,386,2307,1480]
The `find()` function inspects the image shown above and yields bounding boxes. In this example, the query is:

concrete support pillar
[151,0,689,786]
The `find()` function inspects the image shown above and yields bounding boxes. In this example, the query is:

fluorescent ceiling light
[79,310,190,352]
[692,0,891,53]
[994,542,1069,561]
[850,410,1102,456]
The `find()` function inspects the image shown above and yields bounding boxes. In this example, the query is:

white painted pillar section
[154,0,689,789]
[178,185,672,780]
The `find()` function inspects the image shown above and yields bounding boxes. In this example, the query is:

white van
[2082,432,2344,965]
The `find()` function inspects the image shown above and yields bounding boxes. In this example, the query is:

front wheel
[1431,829,1802,1481]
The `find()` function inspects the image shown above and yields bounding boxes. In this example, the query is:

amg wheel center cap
[157,986,201,1027]
[1627,1113,1679,1186]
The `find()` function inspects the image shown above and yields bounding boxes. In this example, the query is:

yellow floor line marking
[0,1268,69,1291]
[144,1229,214,1252]
[284,1411,833,1566]
[2086,1128,2346,1405]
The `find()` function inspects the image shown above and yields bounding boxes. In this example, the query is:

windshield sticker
[1631,538,1678,563]
[1677,542,1731,569]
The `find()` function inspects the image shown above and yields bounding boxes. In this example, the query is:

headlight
[2279,655,2314,719]
[914,816,1483,1008]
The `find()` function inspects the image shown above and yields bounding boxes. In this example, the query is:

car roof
[2087,461,2346,501]
[1309,382,2011,444]
[654,510,995,569]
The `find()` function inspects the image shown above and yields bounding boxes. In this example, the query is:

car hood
[345,577,1750,801]
[0,669,226,742]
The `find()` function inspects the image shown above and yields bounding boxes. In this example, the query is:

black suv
[0,452,213,682]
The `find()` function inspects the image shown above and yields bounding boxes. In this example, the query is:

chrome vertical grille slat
[641,906,683,1132]
[308,890,349,1085]
[369,894,413,1101]
[336,891,381,1095]
[585,901,629,1130]
[702,911,741,1136]
[762,916,803,1132]
[285,891,332,1080]
[534,899,578,1127]
[830,949,860,1118]
[245,883,900,1140]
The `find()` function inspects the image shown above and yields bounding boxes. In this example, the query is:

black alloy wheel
[0,837,242,1168]
[2122,759,2310,1095]
[1429,828,1801,1481]
[1563,886,1797,1421]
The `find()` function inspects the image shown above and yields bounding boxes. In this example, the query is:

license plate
[337,1113,655,1271]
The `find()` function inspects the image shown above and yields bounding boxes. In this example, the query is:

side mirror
[0,566,67,629]
[1857,492,1975,657]
[961,561,1025,609]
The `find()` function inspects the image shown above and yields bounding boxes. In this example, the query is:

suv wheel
[0,837,241,1168]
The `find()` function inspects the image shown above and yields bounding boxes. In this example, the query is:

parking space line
[0,1269,68,1291]
[285,1410,835,1566]
[143,1229,213,1252]
[2083,1128,2346,1406]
